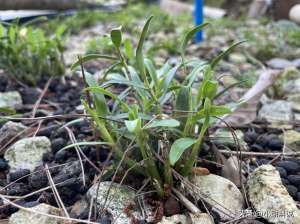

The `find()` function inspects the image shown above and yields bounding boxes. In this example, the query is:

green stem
[136,132,164,196]
[180,117,209,176]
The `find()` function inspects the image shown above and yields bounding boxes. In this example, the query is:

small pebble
[276,161,300,174]
[0,158,8,171]
[255,135,269,147]
[276,166,287,178]
[51,138,66,153]
[244,130,258,144]
[9,169,30,182]
[267,138,283,151]
[287,175,300,186]
[251,144,264,152]
[287,185,298,198]
[281,178,290,186]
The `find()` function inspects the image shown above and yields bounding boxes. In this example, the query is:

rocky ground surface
[1,3,300,224]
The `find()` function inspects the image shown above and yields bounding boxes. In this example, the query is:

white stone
[9,203,61,224]
[188,174,244,219]
[189,213,215,224]
[0,91,22,109]
[4,136,51,171]
[158,214,188,224]
[248,165,300,224]
[87,181,150,224]
[0,121,26,145]
[259,100,292,122]
[289,4,300,25]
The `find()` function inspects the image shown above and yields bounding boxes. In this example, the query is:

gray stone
[158,214,188,224]
[211,128,248,150]
[259,100,292,122]
[189,213,215,224]
[229,53,247,64]
[4,136,51,172]
[248,165,300,224]
[70,198,89,218]
[188,174,244,219]
[87,181,149,224]
[9,203,61,224]
[267,58,294,69]
[289,4,300,25]
[0,121,26,145]
[0,91,22,109]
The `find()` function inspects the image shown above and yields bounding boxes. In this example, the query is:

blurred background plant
[0,20,65,85]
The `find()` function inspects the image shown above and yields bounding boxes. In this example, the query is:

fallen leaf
[223,69,281,126]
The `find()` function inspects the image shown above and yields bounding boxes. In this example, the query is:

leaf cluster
[72,17,242,196]
[0,20,65,85]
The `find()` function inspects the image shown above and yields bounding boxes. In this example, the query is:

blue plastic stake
[195,0,204,43]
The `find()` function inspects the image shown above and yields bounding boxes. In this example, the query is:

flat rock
[259,100,292,122]
[248,165,300,224]
[158,214,188,224]
[189,213,215,224]
[0,91,22,109]
[211,128,248,150]
[0,121,26,145]
[188,174,244,219]
[283,79,300,95]
[87,181,150,224]
[4,136,51,171]
[9,203,61,224]
[229,53,247,64]
[267,58,294,69]
[289,4,300,25]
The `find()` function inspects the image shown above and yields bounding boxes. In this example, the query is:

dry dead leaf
[223,69,281,126]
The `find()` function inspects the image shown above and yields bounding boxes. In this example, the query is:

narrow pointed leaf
[211,41,246,69]
[180,23,209,55]
[144,119,180,129]
[136,16,153,81]
[71,54,117,70]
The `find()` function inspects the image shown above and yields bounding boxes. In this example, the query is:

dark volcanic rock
[9,169,30,182]
[276,161,300,174]
[276,166,287,178]
[287,175,300,186]
[287,185,298,198]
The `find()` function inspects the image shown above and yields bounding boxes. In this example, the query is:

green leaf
[0,107,16,115]
[111,26,122,48]
[210,105,231,116]
[180,23,209,55]
[211,41,246,69]
[144,58,158,86]
[85,72,108,116]
[175,86,191,128]
[125,119,141,133]
[85,86,130,111]
[202,80,218,99]
[169,138,197,166]
[58,141,112,153]
[160,65,180,94]
[136,16,153,81]
[124,39,133,59]
[144,119,180,129]
[71,54,117,70]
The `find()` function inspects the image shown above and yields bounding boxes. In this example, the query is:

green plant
[72,17,241,197]
[0,21,65,85]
